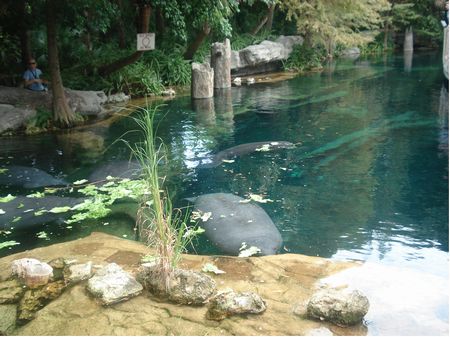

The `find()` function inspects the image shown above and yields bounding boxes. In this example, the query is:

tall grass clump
[283,44,326,72]
[123,105,201,289]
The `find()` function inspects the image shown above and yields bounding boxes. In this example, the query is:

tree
[98,0,151,76]
[46,0,77,127]
[279,0,391,54]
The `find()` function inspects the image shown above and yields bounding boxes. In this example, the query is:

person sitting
[23,58,48,91]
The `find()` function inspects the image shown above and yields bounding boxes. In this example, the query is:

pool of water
[0,52,448,334]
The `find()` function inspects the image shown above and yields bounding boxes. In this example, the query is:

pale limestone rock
[191,62,214,99]
[206,289,266,320]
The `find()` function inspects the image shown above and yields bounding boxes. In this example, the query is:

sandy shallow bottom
[0,232,447,336]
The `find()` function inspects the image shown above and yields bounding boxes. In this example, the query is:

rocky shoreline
[0,232,369,336]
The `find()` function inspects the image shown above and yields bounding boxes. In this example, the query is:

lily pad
[0,194,16,203]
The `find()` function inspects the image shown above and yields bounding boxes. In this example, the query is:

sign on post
[137,33,155,51]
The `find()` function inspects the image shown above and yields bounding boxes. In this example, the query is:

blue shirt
[23,68,45,91]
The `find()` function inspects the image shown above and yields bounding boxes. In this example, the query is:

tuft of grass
[123,105,201,289]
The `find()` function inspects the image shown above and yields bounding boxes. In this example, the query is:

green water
[0,52,448,334]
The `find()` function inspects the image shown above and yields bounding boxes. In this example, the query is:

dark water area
[1,51,448,335]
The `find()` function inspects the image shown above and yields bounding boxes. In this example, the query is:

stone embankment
[0,86,129,134]
[0,232,371,336]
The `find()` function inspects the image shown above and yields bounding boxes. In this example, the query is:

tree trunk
[251,15,268,35]
[265,3,275,32]
[383,22,389,50]
[184,23,211,60]
[156,6,166,36]
[116,0,127,49]
[46,0,76,127]
[98,4,151,77]
[17,0,31,66]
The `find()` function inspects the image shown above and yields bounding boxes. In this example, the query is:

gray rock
[0,103,36,134]
[162,89,176,96]
[138,263,216,305]
[0,279,25,304]
[191,62,214,99]
[66,89,107,116]
[87,263,143,306]
[231,35,303,76]
[48,258,67,281]
[340,47,360,56]
[64,262,93,284]
[307,288,369,327]
[0,304,17,334]
[206,290,266,321]
[106,92,130,103]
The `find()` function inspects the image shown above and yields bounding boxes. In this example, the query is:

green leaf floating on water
[0,209,5,215]
[0,194,16,203]
[73,179,89,185]
[49,206,72,214]
[12,216,22,223]
[0,168,8,174]
[17,203,24,209]
[0,240,20,250]
[34,210,47,216]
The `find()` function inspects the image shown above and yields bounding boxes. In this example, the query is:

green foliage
[0,28,20,74]
[25,107,53,134]
[110,61,165,97]
[230,31,273,50]
[283,44,326,72]
[0,241,20,250]
[144,47,191,86]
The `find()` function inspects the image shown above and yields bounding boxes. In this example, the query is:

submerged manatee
[0,195,83,230]
[200,141,294,168]
[192,193,282,255]
[0,165,67,189]
[88,160,142,182]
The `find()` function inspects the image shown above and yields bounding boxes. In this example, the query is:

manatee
[0,165,67,189]
[0,195,84,230]
[88,160,142,182]
[192,193,282,256]
[199,141,294,168]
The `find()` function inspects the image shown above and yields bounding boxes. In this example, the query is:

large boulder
[307,288,369,327]
[206,289,266,321]
[0,104,36,134]
[231,35,303,76]
[86,263,143,306]
[0,279,25,304]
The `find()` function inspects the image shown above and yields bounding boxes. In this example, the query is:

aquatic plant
[123,105,202,289]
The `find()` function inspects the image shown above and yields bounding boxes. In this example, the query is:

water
[0,52,448,334]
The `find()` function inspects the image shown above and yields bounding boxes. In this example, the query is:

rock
[0,304,17,334]
[246,77,255,84]
[340,47,360,57]
[138,263,216,305]
[0,279,25,304]
[307,288,369,327]
[162,89,176,96]
[292,301,308,317]
[11,258,53,289]
[306,327,334,336]
[18,281,66,322]
[64,262,93,284]
[66,89,107,116]
[106,92,130,104]
[86,263,143,306]
[206,290,266,321]
[232,77,242,86]
[0,103,36,134]
[48,258,66,281]
[211,39,231,89]
[191,62,214,99]
[231,36,303,76]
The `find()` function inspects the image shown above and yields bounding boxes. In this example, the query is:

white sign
[137,33,155,51]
